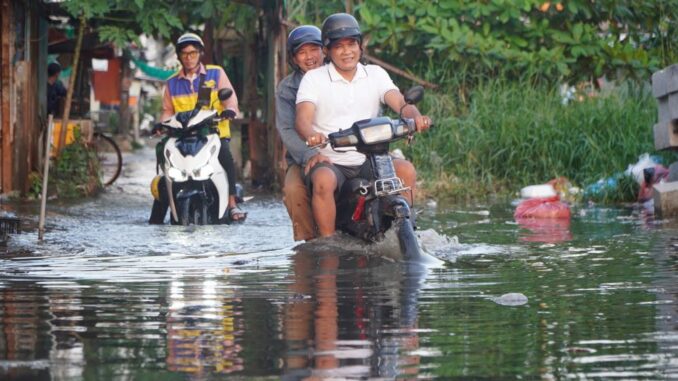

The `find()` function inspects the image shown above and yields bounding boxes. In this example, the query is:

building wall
[0,0,47,195]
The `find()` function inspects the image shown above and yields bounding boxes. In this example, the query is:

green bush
[51,138,101,198]
[402,78,675,201]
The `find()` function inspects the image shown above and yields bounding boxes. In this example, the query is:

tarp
[131,57,176,81]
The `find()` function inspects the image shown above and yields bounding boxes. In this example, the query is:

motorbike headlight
[332,133,359,147]
[192,164,215,181]
[359,123,393,144]
[167,167,188,182]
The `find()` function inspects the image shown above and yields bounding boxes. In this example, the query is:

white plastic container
[520,184,557,199]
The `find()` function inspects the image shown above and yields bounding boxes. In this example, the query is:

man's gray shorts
[305,161,372,195]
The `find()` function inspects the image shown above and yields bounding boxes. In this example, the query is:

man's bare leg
[283,165,316,241]
[311,167,338,237]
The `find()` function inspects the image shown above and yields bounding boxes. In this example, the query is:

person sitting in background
[47,62,67,117]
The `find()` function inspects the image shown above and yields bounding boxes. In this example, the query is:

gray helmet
[321,13,362,48]
[175,32,204,51]
[287,25,322,56]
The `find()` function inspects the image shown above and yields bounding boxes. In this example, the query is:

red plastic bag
[514,196,571,219]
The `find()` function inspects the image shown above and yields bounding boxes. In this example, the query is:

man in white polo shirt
[295,13,431,238]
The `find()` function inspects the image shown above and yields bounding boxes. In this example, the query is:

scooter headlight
[192,164,215,181]
[167,167,188,182]
[359,123,393,144]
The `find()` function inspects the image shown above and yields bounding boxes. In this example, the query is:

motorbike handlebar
[402,117,434,132]
[219,109,237,120]
[151,122,163,135]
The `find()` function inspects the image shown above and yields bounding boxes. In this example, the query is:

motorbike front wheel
[395,217,421,261]
[177,198,208,225]
[177,199,191,226]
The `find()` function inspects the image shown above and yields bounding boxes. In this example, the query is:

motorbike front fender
[381,195,412,219]
[210,172,229,220]
[175,188,201,200]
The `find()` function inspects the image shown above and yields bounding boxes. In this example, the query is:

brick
[653,120,678,150]
[653,70,667,98]
[657,94,678,123]
[653,181,678,218]
[653,64,678,98]
[669,162,678,182]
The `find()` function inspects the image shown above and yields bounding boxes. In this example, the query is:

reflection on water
[166,278,244,376]
[516,217,572,243]
[0,184,677,379]
[281,250,427,379]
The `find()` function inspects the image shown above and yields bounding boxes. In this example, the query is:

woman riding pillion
[149,32,246,224]
[276,25,325,241]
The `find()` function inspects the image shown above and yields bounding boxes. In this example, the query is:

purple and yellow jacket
[162,64,239,138]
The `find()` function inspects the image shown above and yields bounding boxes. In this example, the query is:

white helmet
[176,32,204,51]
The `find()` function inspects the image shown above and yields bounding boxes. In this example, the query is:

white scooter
[154,89,234,225]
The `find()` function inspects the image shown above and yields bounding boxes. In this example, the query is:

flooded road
[1,147,677,380]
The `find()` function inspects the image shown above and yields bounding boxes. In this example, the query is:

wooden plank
[16,61,31,195]
[1,0,13,193]
[272,1,286,186]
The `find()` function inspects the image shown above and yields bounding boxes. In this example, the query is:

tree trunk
[203,19,214,65]
[119,55,131,137]
[56,12,85,157]
[345,0,353,13]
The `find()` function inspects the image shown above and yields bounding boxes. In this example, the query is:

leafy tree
[60,0,182,46]
[54,0,183,154]
[286,0,678,85]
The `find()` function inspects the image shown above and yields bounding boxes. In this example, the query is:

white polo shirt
[296,62,399,166]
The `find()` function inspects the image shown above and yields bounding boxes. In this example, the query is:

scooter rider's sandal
[228,206,247,223]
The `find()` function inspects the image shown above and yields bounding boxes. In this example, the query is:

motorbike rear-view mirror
[404,86,424,105]
[218,88,233,101]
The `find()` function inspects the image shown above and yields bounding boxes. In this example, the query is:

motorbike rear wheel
[395,217,421,261]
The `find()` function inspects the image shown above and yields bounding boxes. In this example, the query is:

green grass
[400,78,675,201]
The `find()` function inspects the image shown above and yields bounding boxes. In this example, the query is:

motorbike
[325,86,430,262]
[153,88,236,225]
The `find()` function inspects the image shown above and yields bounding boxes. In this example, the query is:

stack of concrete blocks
[652,64,678,217]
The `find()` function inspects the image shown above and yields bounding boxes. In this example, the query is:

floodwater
[0,147,677,380]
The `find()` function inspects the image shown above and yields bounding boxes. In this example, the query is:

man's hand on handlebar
[220,109,237,120]
[305,132,327,148]
[414,115,433,132]
[151,123,163,136]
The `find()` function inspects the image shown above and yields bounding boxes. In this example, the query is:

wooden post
[57,12,85,156]
[15,61,31,195]
[1,0,13,192]
[38,115,53,241]
[243,7,268,186]
[269,0,286,186]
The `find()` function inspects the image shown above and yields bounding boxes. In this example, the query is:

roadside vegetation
[287,0,678,200]
[398,78,670,199]
[53,0,678,200]
[29,129,101,200]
